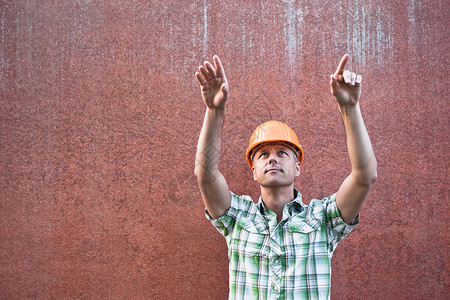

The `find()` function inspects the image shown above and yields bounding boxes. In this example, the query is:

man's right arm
[194,55,231,219]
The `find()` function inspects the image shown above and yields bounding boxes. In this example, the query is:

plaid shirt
[206,190,358,300]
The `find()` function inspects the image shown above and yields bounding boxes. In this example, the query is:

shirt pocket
[228,218,268,257]
[284,216,325,258]
[287,215,320,233]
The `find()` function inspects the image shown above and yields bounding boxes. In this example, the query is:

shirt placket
[266,212,283,300]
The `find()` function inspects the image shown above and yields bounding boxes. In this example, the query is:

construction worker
[194,54,377,299]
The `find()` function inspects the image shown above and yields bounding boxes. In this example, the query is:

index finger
[334,54,349,76]
[213,55,226,78]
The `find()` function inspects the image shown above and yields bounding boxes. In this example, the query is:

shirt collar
[257,189,305,215]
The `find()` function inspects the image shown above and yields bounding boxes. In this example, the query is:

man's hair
[293,151,299,163]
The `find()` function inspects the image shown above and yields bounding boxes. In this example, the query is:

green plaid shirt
[206,190,358,300]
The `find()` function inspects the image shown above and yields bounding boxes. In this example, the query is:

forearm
[195,107,226,181]
[339,103,377,184]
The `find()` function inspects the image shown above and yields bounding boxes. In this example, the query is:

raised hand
[330,54,362,107]
[195,55,229,109]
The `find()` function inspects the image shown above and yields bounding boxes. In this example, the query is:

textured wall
[0,0,448,299]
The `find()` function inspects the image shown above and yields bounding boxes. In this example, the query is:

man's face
[251,143,300,188]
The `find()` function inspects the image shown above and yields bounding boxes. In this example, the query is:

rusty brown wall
[0,0,448,299]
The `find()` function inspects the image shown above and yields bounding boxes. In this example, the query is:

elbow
[194,159,205,179]
[363,158,378,185]
[194,166,205,182]
[354,168,377,187]
[370,163,378,184]
[368,171,378,185]
[194,165,201,178]
[366,165,378,185]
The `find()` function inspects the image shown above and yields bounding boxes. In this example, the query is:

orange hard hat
[246,120,303,168]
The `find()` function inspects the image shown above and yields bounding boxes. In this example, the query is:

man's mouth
[265,168,282,173]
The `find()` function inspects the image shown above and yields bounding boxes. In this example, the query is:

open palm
[195,55,229,109]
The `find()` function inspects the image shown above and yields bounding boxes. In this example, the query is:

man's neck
[260,185,296,223]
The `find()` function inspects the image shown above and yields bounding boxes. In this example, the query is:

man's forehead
[255,142,293,152]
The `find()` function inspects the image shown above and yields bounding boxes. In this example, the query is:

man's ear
[252,165,257,180]
[295,162,301,177]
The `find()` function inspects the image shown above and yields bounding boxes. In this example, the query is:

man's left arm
[330,54,378,224]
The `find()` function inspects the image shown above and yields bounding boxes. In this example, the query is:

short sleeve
[322,193,359,253]
[205,191,254,237]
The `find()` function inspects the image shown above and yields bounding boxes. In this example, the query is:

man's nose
[268,152,278,164]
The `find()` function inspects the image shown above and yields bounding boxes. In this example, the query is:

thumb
[329,75,339,96]
[330,75,338,88]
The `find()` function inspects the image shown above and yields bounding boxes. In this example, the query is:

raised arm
[194,55,231,219]
[330,54,378,224]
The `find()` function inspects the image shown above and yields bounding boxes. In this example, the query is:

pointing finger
[334,54,349,76]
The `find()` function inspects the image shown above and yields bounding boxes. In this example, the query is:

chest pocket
[228,217,269,257]
[287,215,321,233]
[283,215,327,258]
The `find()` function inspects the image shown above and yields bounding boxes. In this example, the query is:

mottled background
[0,0,448,299]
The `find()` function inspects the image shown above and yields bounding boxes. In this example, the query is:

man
[194,54,377,299]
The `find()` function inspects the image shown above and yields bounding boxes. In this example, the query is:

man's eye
[259,153,268,158]
[280,151,288,155]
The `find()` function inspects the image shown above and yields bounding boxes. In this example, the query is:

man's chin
[259,180,292,188]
